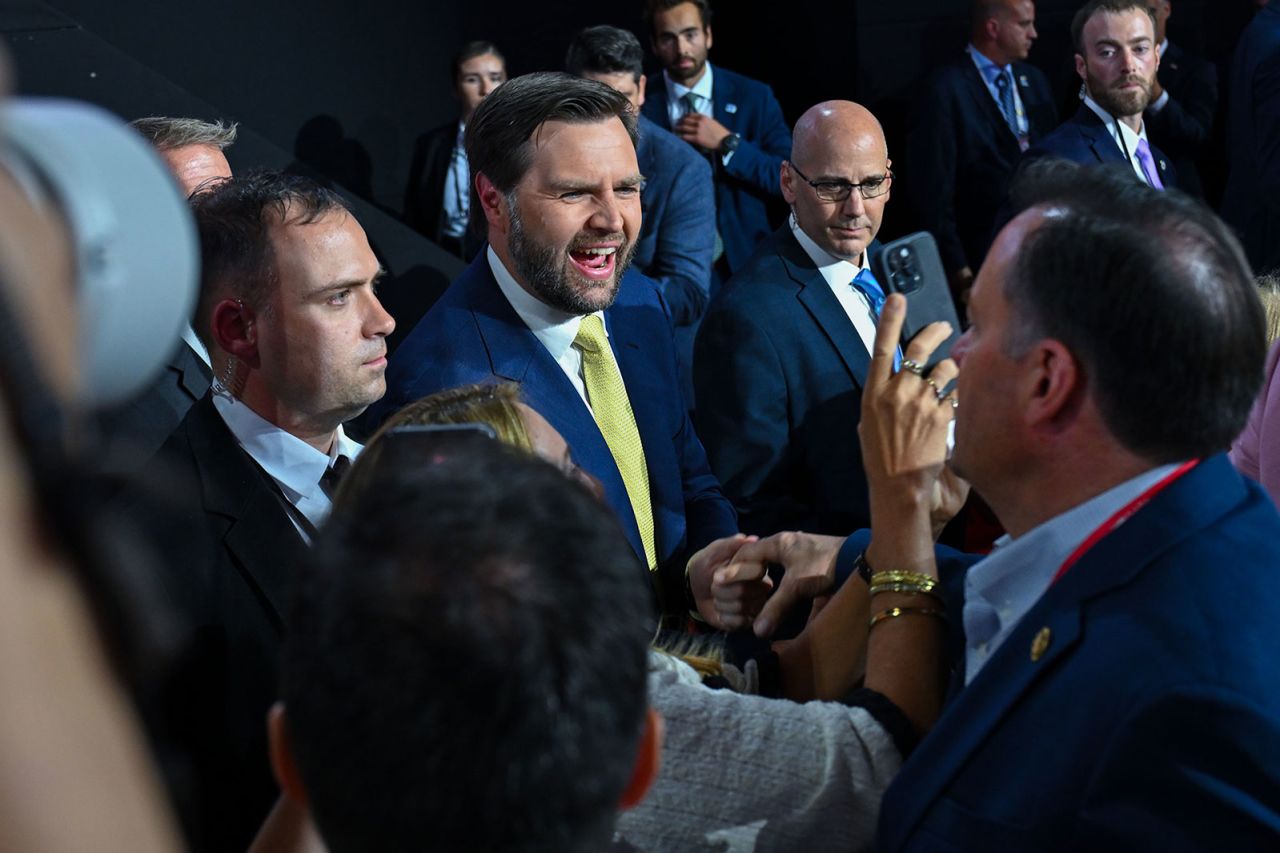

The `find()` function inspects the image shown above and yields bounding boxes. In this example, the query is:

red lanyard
[1050,460,1199,585]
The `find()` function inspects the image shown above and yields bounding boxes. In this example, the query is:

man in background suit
[95,116,233,477]
[132,171,394,852]
[403,41,506,260]
[1143,0,1219,197]
[1222,1,1280,274]
[907,0,1056,301]
[566,25,715,406]
[695,101,891,538]
[1025,0,1176,189]
[641,0,792,279]
[379,73,739,622]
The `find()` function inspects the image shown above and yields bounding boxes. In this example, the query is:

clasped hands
[688,294,968,636]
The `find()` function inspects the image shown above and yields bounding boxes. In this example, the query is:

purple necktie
[1135,139,1165,190]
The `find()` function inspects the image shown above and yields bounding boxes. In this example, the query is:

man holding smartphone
[695,100,892,539]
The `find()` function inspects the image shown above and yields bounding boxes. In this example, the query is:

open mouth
[569,246,618,281]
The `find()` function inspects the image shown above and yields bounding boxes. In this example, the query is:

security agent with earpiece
[122,170,395,852]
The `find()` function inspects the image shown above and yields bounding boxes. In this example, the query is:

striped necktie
[574,315,658,570]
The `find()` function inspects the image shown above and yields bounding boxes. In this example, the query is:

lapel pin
[726,103,738,114]
[1020,74,1029,88]
[1030,627,1052,662]
[1159,159,1167,170]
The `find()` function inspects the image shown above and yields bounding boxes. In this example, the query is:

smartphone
[872,232,961,367]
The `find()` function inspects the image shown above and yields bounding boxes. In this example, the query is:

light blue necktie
[851,268,901,371]
[994,69,1019,136]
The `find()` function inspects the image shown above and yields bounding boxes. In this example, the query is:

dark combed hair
[283,440,654,853]
[1070,0,1155,53]
[642,0,712,34]
[188,169,348,350]
[464,71,637,204]
[452,39,504,81]
[565,25,645,82]
[1003,160,1265,462]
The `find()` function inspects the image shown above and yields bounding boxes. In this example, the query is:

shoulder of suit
[712,64,776,99]
[615,267,664,308]
[638,115,706,171]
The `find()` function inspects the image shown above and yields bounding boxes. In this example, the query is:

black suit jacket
[1145,40,1219,197]
[132,393,307,853]
[907,54,1057,275]
[95,341,211,477]
[403,120,481,258]
[694,227,877,536]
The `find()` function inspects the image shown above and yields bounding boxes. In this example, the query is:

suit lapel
[175,343,213,402]
[777,231,872,387]
[883,457,1247,849]
[464,266,648,562]
[1073,105,1127,166]
[186,396,302,630]
[959,58,1020,155]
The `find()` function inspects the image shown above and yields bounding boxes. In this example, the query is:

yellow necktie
[574,315,658,571]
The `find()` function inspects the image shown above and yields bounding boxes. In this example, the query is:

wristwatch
[719,132,741,154]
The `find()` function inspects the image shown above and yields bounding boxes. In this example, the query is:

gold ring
[901,358,925,376]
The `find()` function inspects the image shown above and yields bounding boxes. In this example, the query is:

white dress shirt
[212,389,363,542]
[663,63,734,166]
[487,246,627,414]
[962,462,1183,684]
[788,213,878,355]
[1082,94,1158,186]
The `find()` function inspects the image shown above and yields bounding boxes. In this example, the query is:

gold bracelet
[869,571,938,593]
[869,606,946,629]
[868,582,943,599]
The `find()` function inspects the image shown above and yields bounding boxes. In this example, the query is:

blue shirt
[967,44,1030,138]
[963,462,1183,684]
[441,122,469,239]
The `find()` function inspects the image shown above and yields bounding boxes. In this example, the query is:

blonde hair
[1257,274,1280,345]
[369,382,533,451]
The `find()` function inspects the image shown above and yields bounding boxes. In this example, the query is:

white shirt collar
[962,461,1183,684]
[1158,38,1168,57]
[486,245,607,361]
[665,61,714,108]
[211,389,362,527]
[788,212,870,289]
[1082,92,1149,151]
[966,43,1009,78]
[181,324,211,368]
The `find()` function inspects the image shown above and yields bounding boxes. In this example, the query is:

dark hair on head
[642,0,712,35]
[283,439,653,853]
[1071,0,1155,53]
[464,71,637,209]
[188,169,348,350]
[565,25,645,83]
[1001,159,1265,462]
[452,40,505,81]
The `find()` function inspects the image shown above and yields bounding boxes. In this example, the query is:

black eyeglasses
[788,162,894,202]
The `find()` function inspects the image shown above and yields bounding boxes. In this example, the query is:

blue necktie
[851,268,901,370]
[994,69,1019,136]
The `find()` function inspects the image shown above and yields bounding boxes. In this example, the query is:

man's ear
[1075,52,1087,84]
[267,703,309,808]
[618,708,664,811]
[636,74,647,110]
[704,25,714,52]
[780,160,796,206]
[475,172,510,236]
[1025,339,1083,433]
[211,298,260,368]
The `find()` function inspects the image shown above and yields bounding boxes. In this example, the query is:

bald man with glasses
[694,100,893,541]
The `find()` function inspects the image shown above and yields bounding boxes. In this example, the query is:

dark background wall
[0,0,1261,309]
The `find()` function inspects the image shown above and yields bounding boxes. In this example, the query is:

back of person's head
[371,382,531,451]
[188,169,348,351]
[642,0,713,34]
[129,115,238,152]
[464,71,636,201]
[1004,160,1264,462]
[280,439,654,853]
[1070,0,1155,52]
[565,25,646,82]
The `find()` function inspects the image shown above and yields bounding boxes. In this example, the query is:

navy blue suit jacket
[907,55,1057,275]
[1024,105,1178,189]
[1145,41,1219,198]
[1223,5,1280,274]
[375,255,737,615]
[874,455,1280,850]
[694,227,877,536]
[633,114,715,329]
[643,65,792,275]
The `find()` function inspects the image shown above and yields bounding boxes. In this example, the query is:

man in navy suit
[725,160,1280,846]
[1222,1,1280,275]
[566,25,715,405]
[907,0,1057,300]
[640,0,792,278]
[1024,0,1176,190]
[377,72,740,621]
[695,101,893,539]
[1143,0,1219,197]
